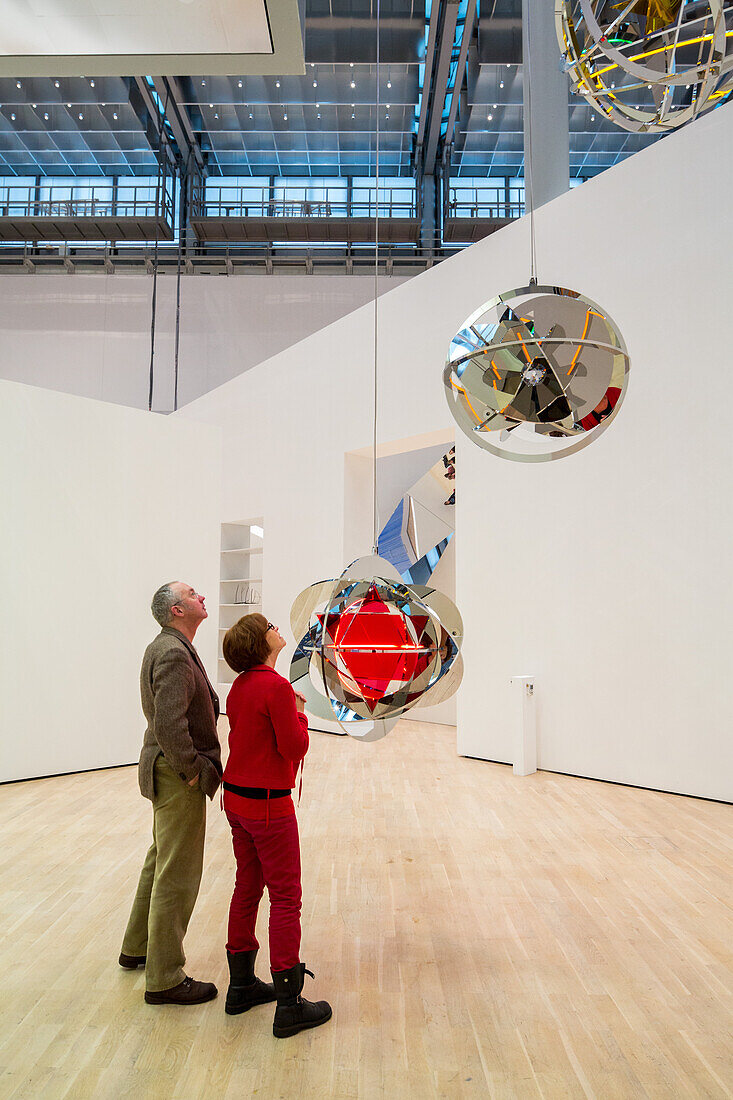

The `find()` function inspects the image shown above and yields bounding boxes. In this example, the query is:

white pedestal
[510,676,537,776]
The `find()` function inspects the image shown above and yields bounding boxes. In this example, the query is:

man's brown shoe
[144,976,218,1005]
[119,953,146,969]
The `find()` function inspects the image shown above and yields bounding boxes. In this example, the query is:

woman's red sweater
[223,665,309,819]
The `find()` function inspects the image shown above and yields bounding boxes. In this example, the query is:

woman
[221,612,331,1038]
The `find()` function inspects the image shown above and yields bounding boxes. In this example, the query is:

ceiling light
[249,112,253,118]
[493,103,497,108]
[350,81,356,88]
[311,62,315,68]
[351,112,355,118]
[78,112,83,119]
[90,80,95,87]
[313,81,318,87]
[238,80,243,88]
[201,80,206,86]
[276,81,280,87]
[44,112,49,120]
[317,112,321,118]
[54,80,60,88]
[386,103,390,108]
[350,62,354,67]
[16,81,21,89]
[113,112,118,119]
[214,112,219,119]
[283,113,287,120]
[10,113,16,120]
[67,102,71,107]
[209,102,213,107]
[385,113,389,119]
[387,81,392,88]
[32,103,36,108]
[101,102,106,107]
[487,113,493,120]
[499,81,504,88]
[316,102,320,107]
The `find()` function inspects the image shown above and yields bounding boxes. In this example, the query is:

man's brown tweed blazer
[138,626,222,801]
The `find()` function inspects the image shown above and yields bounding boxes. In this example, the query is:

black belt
[223,781,291,799]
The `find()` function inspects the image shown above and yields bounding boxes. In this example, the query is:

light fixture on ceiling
[78,112,83,119]
[350,62,354,67]
[67,102,71,107]
[209,102,213,107]
[317,112,321,118]
[54,80,60,88]
[32,103,36,108]
[387,80,391,88]
[10,113,16,120]
[214,112,219,119]
[238,80,243,88]
[44,112,49,120]
[113,112,118,119]
[90,80,95,87]
[316,102,320,107]
[16,81,21,89]
[276,80,280,87]
[249,112,253,118]
[493,103,497,108]
[351,81,356,88]
[283,112,287,120]
[201,79,206,86]
[487,113,493,120]
[499,80,504,88]
[313,81,318,87]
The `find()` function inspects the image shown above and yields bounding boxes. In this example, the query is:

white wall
[0,379,221,782]
[0,272,409,412]
[179,101,733,801]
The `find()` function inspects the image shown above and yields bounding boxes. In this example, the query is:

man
[119,581,223,1005]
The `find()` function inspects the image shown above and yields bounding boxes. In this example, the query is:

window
[205,178,268,215]
[0,177,37,214]
[39,177,113,212]
[273,177,347,216]
[449,177,507,217]
[351,177,415,218]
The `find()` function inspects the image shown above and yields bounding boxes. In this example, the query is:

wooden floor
[1,721,732,1100]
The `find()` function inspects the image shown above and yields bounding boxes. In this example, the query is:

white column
[522,0,570,209]
[510,675,537,776]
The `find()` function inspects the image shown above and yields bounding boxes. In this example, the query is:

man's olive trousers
[122,755,207,992]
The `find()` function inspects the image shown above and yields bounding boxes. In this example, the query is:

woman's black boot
[271,963,332,1037]
[225,949,276,1015]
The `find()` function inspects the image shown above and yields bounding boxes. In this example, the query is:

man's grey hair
[151,582,180,627]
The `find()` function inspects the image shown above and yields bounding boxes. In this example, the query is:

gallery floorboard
[1,720,732,1100]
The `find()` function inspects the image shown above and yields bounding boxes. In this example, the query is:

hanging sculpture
[556,0,733,133]
[444,283,630,463]
[289,554,463,742]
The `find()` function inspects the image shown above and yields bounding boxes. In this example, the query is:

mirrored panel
[444,283,631,462]
[556,0,733,133]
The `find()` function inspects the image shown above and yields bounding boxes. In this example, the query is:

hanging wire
[148,84,170,411]
[371,0,381,553]
[173,155,185,412]
[524,9,538,284]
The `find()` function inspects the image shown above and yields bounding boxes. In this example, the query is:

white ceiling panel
[0,0,305,77]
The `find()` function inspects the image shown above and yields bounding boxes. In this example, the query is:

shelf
[220,547,263,555]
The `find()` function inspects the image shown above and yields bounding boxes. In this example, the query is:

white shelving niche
[217,519,264,712]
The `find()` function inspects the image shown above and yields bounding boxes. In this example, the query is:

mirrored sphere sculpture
[556,0,733,133]
[444,283,630,463]
[290,555,463,742]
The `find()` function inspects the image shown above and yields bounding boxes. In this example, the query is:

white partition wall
[179,101,733,802]
[0,380,221,782]
[0,273,409,413]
